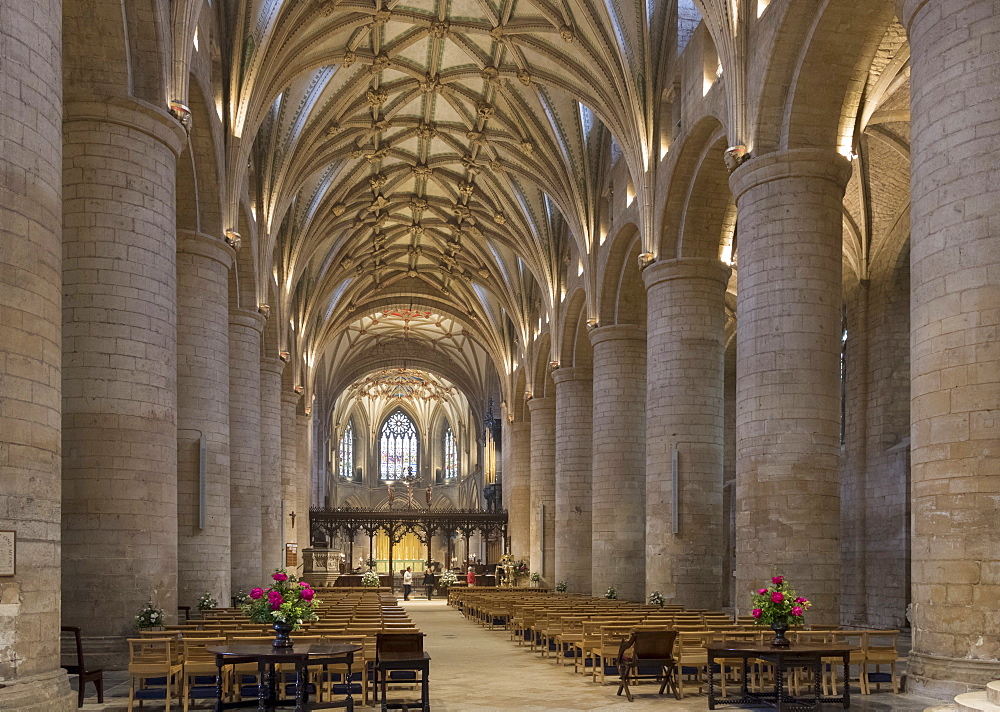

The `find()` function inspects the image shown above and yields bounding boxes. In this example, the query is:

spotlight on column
[294,384,304,395]
[585,317,599,331]
[224,229,242,250]
[637,252,655,269]
[548,360,559,371]
[169,100,192,130]
[258,304,271,318]
[279,351,290,362]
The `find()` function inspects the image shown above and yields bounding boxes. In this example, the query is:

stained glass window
[444,424,458,479]
[339,421,355,480]
[380,410,418,480]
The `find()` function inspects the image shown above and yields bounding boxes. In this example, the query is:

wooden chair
[829,631,869,694]
[180,637,227,712]
[863,630,900,693]
[126,638,183,711]
[616,630,679,702]
[375,632,430,712]
[674,631,710,698]
[61,626,104,708]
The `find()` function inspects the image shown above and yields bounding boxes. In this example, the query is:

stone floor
[74,598,943,711]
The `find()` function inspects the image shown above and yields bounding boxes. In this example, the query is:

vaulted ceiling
[223,0,669,406]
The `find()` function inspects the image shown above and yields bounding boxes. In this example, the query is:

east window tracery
[380,410,418,480]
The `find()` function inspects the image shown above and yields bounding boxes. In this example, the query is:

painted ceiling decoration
[350,367,457,401]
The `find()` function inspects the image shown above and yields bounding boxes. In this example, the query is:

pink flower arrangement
[749,574,811,627]
[241,568,320,629]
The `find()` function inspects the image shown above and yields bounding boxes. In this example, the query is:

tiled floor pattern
[75,597,942,711]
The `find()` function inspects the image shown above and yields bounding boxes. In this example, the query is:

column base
[0,669,75,712]
[908,651,1000,700]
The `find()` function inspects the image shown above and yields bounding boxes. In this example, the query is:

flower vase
[272,620,294,648]
[770,619,791,647]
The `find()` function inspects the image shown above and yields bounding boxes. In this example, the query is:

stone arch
[530,333,555,398]
[678,136,736,261]
[657,115,727,259]
[558,288,592,369]
[599,224,646,327]
[510,369,528,422]
[753,0,897,153]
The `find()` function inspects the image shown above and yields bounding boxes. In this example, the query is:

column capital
[64,94,187,156]
[551,366,593,385]
[178,230,236,270]
[261,356,285,375]
[588,323,646,347]
[526,395,556,414]
[643,257,731,290]
[728,148,852,201]
[230,308,266,333]
[281,391,301,407]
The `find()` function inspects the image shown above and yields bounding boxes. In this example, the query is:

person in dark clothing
[422,565,435,600]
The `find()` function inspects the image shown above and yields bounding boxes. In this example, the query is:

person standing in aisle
[422,564,435,600]
[402,566,413,600]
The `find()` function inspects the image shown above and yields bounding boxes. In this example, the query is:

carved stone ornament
[412,164,433,177]
[459,182,475,197]
[520,140,534,155]
[724,144,749,173]
[326,122,340,137]
[369,173,387,190]
[517,70,532,86]
[481,66,499,82]
[332,203,346,216]
[417,123,437,139]
[492,212,507,224]
[420,74,441,93]
[342,51,357,67]
[319,0,338,17]
[366,88,388,106]
[370,54,391,73]
[559,24,575,42]
[477,103,495,119]
[371,10,391,26]
[430,20,450,38]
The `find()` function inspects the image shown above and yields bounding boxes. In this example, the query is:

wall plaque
[0,531,14,576]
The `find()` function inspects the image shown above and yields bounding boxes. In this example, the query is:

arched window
[380,410,418,480]
[338,421,355,480]
[443,424,458,480]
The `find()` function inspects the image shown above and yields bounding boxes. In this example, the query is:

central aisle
[400,599,703,711]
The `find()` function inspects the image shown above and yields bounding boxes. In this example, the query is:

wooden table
[706,641,855,712]
[208,642,362,712]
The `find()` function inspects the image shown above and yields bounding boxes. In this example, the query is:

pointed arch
[378,407,420,481]
[338,417,357,481]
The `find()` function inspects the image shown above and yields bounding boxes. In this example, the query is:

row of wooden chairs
[451,589,901,700]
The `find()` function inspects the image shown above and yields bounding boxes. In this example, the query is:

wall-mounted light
[549,360,560,371]
[279,351,290,362]
[638,252,655,269]
[258,304,270,318]
[294,385,304,395]
[585,317,599,331]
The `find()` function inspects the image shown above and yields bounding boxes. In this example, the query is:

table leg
[215,657,225,712]
[742,657,750,696]
[775,663,785,712]
[708,654,716,710]
[422,665,429,712]
[842,654,850,709]
[344,655,355,712]
[257,661,268,712]
[814,658,822,706]
[294,663,306,712]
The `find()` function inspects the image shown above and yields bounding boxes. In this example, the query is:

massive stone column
[229,309,265,592]
[0,0,74,706]
[280,391,300,562]
[553,367,593,593]
[501,417,531,560]
[176,232,234,609]
[62,96,185,667]
[260,356,285,577]
[296,410,313,559]
[527,397,556,584]
[903,0,1000,695]
[729,149,851,624]
[590,326,646,601]
[644,258,730,608]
